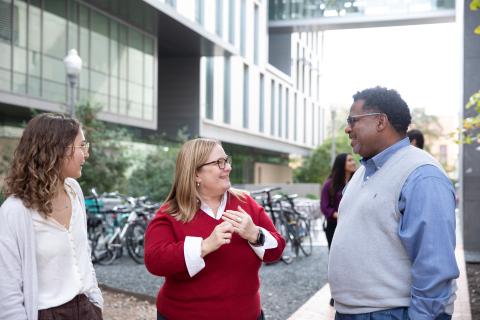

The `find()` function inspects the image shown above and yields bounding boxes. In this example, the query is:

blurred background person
[321,153,356,307]
[144,138,286,320]
[407,129,424,149]
[0,113,103,320]
[321,153,356,251]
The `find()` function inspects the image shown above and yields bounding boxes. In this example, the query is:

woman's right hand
[201,221,234,257]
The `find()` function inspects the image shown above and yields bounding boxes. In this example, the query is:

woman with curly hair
[0,113,103,320]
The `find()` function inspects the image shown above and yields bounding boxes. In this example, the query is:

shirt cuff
[184,236,206,277]
[249,227,278,260]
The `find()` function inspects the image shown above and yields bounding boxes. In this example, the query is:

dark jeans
[157,309,265,320]
[335,307,452,320]
[38,294,103,320]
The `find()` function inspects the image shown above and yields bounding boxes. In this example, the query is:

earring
[196,182,200,188]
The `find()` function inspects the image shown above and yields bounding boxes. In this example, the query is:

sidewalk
[288,246,471,320]
[289,214,472,320]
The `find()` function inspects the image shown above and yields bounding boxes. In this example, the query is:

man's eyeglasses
[346,113,384,126]
[198,155,232,170]
[70,142,90,153]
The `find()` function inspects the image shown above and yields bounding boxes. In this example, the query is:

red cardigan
[144,192,286,320]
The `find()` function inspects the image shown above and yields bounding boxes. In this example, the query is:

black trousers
[157,310,265,320]
[325,219,337,251]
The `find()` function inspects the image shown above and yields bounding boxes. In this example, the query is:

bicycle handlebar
[250,186,282,196]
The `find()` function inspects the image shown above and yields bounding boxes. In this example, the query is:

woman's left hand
[222,206,259,243]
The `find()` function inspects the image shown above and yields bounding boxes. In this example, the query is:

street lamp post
[330,107,336,166]
[63,49,82,118]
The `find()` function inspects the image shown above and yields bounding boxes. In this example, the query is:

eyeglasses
[346,113,384,126]
[198,155,232,170]
[70,142,90,153]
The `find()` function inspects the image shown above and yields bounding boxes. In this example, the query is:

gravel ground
[467,263,480,320]
[102,290,156,320]
[95,245,329,320]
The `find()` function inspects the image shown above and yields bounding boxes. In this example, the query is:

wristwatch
[249,228,265,247]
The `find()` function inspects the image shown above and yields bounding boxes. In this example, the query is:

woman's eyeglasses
[70,142,90,153]
[198,155,232,170]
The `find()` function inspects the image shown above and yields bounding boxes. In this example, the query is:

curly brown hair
[4,113,80,217]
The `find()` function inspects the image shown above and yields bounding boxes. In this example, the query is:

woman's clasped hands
[222,206,259,244]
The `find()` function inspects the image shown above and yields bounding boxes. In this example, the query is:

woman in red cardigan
[144,138,286,320]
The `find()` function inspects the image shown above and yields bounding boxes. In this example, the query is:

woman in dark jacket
[321,153,356,250]
[321,153,356,307]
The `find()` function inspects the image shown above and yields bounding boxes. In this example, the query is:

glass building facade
[269,0,455,21]
[0,0,157,127]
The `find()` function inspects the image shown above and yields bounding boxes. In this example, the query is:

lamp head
[64,49,82,76]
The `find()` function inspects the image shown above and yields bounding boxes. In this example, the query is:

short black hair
[353,86,411,134]
[407,129,425,149]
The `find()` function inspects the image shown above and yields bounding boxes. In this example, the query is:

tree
[462,90,480,144]
[410,108,443,153]
[76,102,131,194]
[127,144,180,202]
[293,134,353,184]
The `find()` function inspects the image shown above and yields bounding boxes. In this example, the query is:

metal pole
[330,109,336,166]
[68,74,77,118]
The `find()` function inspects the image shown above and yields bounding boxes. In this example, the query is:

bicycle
[251,187,294,264]
[86,190,157,265]
[280,194,313,257]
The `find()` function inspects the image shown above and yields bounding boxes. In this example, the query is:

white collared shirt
[184,192,278,277]
[32,182,99,310]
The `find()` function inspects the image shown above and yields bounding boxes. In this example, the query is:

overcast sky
[321,22,460,117]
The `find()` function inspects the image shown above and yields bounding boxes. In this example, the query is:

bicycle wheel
[285,221,300,258]
[93,232,120,265]
[298,217,313,256]
[126,221,146,264]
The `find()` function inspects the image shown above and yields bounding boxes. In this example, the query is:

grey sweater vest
[328,145,452,314]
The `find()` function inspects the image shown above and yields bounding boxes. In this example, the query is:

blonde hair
[164,138,244,222]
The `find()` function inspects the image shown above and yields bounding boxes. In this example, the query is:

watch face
[257,229,265,246]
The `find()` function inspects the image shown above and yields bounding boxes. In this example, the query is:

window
[228,0,235,45]
[223,57,230,124]
[254,4,259,64]
[303,98,307,143]
[270,80,275,135]
[196,0,204,24]
[243,64,249,129]
[285,88,289,139]
[312,103,315,145]
[294,93,297,141]
[206,58,214,119]
[216,0,222,36]
[278,84,283,138]
[240,0,246,56]
[259,74,264,133]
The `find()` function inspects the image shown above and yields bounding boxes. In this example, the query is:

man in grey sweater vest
[328,87,458,320]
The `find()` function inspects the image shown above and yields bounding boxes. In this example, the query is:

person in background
[320,153,356,251]
[407,128,424,149]
[0,113,103,320]
[144,138,286,320]
[328,87,458,320]
[320,152,356,307]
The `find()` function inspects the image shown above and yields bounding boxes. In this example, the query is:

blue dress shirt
[360,138,459,320]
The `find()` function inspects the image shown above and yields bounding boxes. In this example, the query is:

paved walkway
[288,213,472,320]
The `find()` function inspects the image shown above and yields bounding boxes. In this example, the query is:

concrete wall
[157,58,201,138]
[463,2,480,262]
[253,162,293,184]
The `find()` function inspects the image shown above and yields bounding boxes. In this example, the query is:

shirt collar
[360,137,410,170]
[200,191,228,220]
